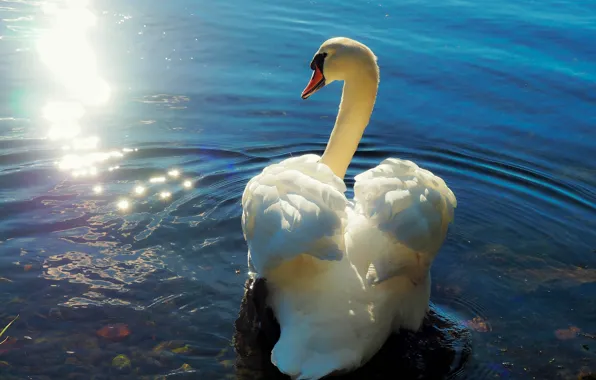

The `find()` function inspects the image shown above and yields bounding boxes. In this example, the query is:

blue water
[1,0,595,378]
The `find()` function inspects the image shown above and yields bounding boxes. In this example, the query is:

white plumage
[241,38,457,380]
[242,154,348,274]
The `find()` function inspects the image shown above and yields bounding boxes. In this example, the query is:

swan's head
[301,37,379,99]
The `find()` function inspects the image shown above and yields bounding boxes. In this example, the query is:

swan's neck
[320,74,378,179]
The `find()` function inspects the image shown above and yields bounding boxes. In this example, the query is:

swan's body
[241,38,457,379]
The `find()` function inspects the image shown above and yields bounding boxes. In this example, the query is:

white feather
[242,154,348,274]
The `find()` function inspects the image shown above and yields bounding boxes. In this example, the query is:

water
[0,0,595,378]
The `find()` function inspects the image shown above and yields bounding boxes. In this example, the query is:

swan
[241,37,457,380]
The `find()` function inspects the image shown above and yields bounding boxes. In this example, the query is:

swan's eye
[310,52,327,71]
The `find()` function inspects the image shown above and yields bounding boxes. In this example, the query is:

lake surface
[1,0,595,378]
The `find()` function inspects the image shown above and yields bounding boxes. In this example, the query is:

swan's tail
[271,324,358,380]
[268,281,371,380]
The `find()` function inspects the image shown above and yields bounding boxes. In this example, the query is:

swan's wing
[350,158,457,285]
[241,154,348,274]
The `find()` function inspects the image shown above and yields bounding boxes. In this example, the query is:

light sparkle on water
[117,199,130,210]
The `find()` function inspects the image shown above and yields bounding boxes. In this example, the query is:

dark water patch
[0,167,59,190]
[0,137,44,150]
[0,148,56,166]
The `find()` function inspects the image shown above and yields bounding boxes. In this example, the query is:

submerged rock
[96,324,130,342]
[233,278,472,379]
[111,354,131,374]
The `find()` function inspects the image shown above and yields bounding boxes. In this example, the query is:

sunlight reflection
[57,151,123,171]
[117,199,130,211]
[108,150,124,158]
[48,124,81,141]
[38,3,109,106]
[44,101,84,141]
[72,168,97,177]
[42,249,165,295]
[43,101,85,122]
[37,1,190,216]
[72,136,100,150]
[134,186,146,195]
[40,0,127,186]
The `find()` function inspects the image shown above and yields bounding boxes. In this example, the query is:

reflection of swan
[241,37,457,379]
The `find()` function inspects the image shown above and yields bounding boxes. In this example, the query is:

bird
[240,37,457,380]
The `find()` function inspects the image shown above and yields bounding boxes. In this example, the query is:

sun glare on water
[39,1,194,212]
[38,1,131,211]
[38,2,110,106]
[39,1,124,184]
[117,199,130,211]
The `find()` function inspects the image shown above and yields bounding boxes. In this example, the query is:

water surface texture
[1,0,595,378]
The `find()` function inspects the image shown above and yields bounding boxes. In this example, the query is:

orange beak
[301,65,326,99]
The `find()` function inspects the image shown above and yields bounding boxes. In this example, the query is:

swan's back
[347,158,457,287]
[241,154,348,276]
[354,158,456,250]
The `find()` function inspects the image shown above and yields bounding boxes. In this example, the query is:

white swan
[241,37,457,380]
